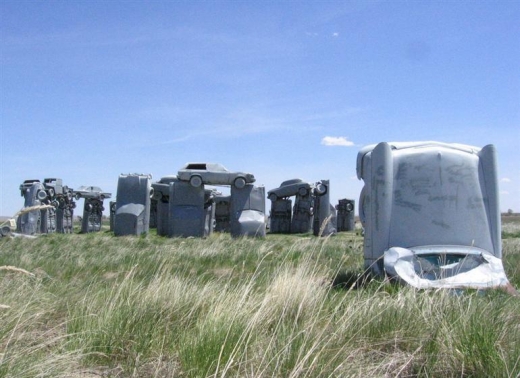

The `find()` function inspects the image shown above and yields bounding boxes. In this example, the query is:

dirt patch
[502,214,520,224]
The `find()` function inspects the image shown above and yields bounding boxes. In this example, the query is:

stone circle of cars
[9,143,512,292]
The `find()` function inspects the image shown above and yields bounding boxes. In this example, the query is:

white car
[177,163,255,189]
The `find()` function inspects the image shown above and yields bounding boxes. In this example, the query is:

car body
[357,141,504,286]
[151,175,179,201]
[311,179,336,237]
[73,186,111,233]
[17,180,48,234]
[42,178,62,198]
[267,178,312,201]
[19,179,42,196]
[269,198,292,234]
[150,176,180,236]
[177,163,255,188]
[214,195,231,233]
[114,174,152,236]
[230,185,266,237]
[74,186,112,200]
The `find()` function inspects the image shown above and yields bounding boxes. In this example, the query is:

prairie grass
[502,215,520,239]
[0,229,519,377]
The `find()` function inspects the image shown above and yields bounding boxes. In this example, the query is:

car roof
[280,178,304,186]
[181,162,228,171]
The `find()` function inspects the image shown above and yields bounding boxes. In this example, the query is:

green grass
[1,230,519,377]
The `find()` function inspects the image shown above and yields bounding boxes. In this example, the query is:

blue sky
[1,0,519,217]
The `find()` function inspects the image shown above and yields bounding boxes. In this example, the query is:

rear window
[185,164,207,170]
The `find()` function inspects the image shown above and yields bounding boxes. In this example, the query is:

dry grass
[0,266,34,277]
[0,230,519,377]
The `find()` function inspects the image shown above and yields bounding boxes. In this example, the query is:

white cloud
[332,32,339,37]
[500,177,511,183]
[321,136,355,147]
[500,191,510,195]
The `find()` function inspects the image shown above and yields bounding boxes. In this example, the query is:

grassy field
[1,222,519,377]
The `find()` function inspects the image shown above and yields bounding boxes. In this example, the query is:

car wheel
[75,193,81,200]
[268,193,278,202]
[234,177,246,189]
[315,183,327,195]
[298,187,308,196]
[190,175,203,187]
[37,190,47,201]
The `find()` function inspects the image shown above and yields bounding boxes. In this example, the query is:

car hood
[383,245,511,290]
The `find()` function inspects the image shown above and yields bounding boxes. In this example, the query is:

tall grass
[1,230,519,377]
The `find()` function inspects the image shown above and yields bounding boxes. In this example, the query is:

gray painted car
[73,186,111,233]
[114,173,152,236]
[267,178,312,201]
[17,180,47,235]
[151,175,179,236]
[357,141,505,287]
[177,163,255,189]
[74,186,111,200]
[230,184,266,237]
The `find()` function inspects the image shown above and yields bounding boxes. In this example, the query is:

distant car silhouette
[177,163,255,189]
[73,186,111,200]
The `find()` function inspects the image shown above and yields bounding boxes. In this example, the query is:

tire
[234,177,246,189]
[268,193,278,202]
[190,175,203,188]
[298,187,308,196]
[37,190,47,201]
[346,202,354,212]
[75,193,81,200]
[315,183,327,196]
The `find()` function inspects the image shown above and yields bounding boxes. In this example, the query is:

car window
[185,164,207,170]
